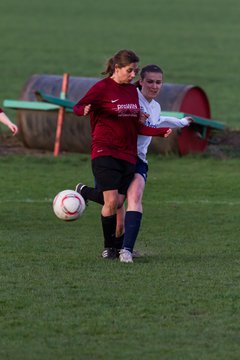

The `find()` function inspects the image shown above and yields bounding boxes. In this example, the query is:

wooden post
[54,73,69,156]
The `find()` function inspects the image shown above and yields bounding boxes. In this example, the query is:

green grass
[1,0,240,358]
[0,0,240,127]
[1,154,240,359]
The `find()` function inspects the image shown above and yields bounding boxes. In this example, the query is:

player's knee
[104,198,118,213]
[129,193,142,207]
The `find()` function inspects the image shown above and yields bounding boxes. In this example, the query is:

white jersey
[137,88,189,163]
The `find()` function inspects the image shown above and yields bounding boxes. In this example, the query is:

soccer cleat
[75,183,88,204]
[119,249,133,263]
[116,249,141,258]
[101,248,117,260]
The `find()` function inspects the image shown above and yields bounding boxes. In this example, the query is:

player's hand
[84,104,91,116]
[9,124,18,135]
[185,116,194,125]
[164,129,172,138]
[139,111,149,125]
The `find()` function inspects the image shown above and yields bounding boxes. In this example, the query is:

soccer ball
[53,189,86,221]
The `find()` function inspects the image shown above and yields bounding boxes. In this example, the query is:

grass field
[1,0,240,358]
[1,154,240,359]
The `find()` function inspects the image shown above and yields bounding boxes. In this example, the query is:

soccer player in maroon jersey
[0,108,18,135]
[73,50,171,262]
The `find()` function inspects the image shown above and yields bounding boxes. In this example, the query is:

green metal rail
[3,91,225,130]
[3,99,62,111]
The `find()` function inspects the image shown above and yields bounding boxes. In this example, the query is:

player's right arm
[73,82,102,116]
[74,102,92,116]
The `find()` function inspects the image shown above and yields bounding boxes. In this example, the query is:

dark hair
[140,64,163,79]
[102,49,139,76]
[135,64,163,89]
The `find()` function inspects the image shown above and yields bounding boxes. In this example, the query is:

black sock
[101,214,116,248]
[81,186,104,205]
[122,211,142,252]
[115,233,124,250]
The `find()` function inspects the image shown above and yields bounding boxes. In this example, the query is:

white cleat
[119,249,133,263]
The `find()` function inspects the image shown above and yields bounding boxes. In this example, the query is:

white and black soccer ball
[53,189,86,221]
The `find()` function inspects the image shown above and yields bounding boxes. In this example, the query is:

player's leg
[92,156,132,260]
[120,158,148,263]
[75,183,104,205]
[115,204,126,252]
[101,191,126,259]
[126,173,145,212]
[100,189,118,259]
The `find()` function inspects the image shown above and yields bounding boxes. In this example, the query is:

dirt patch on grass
[0,133,52,156]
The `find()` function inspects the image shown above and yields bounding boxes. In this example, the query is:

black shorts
[92,156,135,195]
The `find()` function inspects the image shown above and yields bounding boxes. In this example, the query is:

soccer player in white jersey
[76,64,192,262]
[113,65,192,261]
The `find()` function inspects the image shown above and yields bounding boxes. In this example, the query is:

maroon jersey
[73,77,168,164]
[0,108,3,113]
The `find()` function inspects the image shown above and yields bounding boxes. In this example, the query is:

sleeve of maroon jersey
[0,108,3,113]
[73,82,103,116]
[138,123,170,137]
